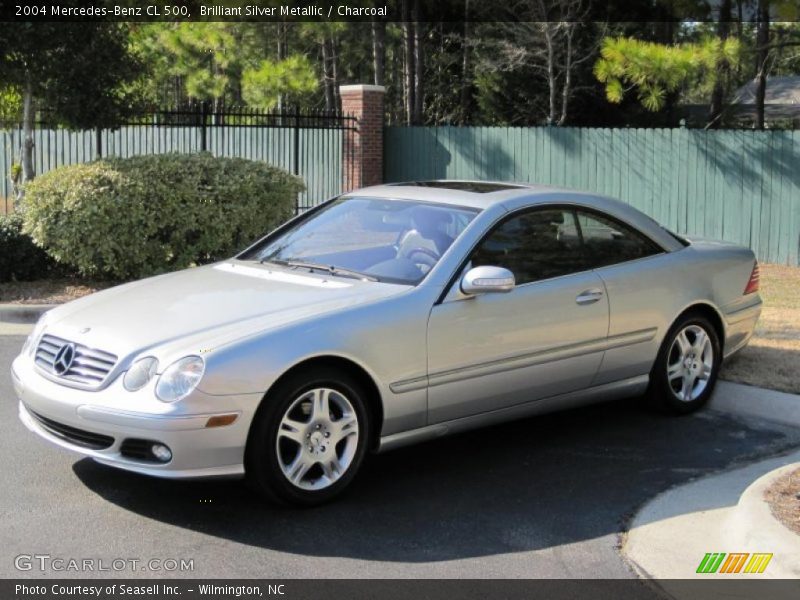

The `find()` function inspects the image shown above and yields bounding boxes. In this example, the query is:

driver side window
[471,208,584,285]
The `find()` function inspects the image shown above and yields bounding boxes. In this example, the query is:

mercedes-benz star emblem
[53,343,76,376]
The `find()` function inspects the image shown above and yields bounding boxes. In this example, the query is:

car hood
[43,261,409,361]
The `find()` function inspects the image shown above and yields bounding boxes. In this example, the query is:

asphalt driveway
[1,333,799,579]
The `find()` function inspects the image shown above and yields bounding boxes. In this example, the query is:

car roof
[348,180,576,209]
[348,180,684,252]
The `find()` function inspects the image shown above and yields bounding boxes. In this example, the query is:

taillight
[744,262,760,295]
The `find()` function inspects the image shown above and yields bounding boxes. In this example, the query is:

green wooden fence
[385,126,800,266]
[1,107,354,213]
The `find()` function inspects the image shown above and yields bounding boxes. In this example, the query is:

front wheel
[245,368,370,506]
[648,313,721,414]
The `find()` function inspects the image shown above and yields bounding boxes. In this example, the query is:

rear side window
[471,209,585,284]
[575,210,662,268]
[468,206,664,286]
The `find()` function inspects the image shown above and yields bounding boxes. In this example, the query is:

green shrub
[22,153,303,280]
[0,212,61,282]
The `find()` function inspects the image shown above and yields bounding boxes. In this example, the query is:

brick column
[340,84,385,191]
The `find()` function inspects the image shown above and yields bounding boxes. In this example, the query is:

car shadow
[72,398,798,562]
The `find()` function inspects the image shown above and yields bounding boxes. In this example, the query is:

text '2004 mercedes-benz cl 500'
[13,181,762,505]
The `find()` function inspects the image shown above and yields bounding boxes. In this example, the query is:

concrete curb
[724,461,800,576]
[622,382,800,582]
[623,449,800,581]
[0,304,56,324]
[710,380,800,428]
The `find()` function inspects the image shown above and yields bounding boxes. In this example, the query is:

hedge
[0,212,60,282]
[22,153,304,280]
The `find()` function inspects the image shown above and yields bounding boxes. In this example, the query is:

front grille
[28,409,114,450]
[35,334,118,387]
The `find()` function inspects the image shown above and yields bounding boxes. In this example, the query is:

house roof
[733,76,800,105]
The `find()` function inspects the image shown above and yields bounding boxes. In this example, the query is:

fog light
[151,443,172,462]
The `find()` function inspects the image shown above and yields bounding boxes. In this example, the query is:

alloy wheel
[666,324,714,402]
[275,387,359,490]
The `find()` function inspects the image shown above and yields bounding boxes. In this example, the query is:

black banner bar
[0,0,786,23]
[4,579,800,600]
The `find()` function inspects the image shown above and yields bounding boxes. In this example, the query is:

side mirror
[460,266,515,295]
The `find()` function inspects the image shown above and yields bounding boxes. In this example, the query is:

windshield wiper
[259,258,378,282]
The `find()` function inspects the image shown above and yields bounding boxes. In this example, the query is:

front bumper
[12,354,262,479]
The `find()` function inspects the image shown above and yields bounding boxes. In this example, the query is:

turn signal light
[205,414,239,428]
[744,262,760,295]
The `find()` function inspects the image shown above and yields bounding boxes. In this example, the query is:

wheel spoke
[667,361,683,381]
[320,456,343,481]
[331,414,358,443]
[681,372,697,401]
[286,455,313,484]
[278,416,306,444]
[675,330,692,357]
[692,330,708,355]
[699,363,712,381]
[310,389,331,422]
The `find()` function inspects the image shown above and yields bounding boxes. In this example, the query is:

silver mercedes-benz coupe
[13,181,762,505]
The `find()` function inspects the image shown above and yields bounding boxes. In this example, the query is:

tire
[245,367,370,506]
[647,312,722,414]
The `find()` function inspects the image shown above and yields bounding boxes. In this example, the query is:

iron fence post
[200,101,208,152]
[293,106,301,212]
[95,127,102,159]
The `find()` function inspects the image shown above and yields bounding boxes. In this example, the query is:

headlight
[155,356,205,403]
[123,357,159,392]
[23,312,50,356]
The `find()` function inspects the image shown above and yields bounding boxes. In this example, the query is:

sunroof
[393,181,525,193]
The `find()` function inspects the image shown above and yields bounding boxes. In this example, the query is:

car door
[572,208,672,386]
[426,207,609,424]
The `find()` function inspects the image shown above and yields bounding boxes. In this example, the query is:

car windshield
[240,196,479,285]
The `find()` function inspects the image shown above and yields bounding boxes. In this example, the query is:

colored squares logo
[696,553,773,574]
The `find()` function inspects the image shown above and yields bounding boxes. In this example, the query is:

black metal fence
[1,105,359,213]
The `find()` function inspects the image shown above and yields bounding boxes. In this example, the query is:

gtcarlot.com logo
[696,552,773,574]
[15,554,194,573]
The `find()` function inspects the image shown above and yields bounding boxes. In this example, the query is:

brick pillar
[340,84,385,191]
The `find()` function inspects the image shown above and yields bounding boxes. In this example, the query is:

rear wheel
[245,368,370,506]
[648,313,721,414]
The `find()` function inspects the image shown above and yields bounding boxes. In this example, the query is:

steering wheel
[405,246,441,269]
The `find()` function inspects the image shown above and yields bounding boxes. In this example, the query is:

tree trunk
[558,24,573,126]
[371,20,385,87]
[755,0,770,130]
[708,0,732,128]
[321,39,335,110]
[276,24,287,111]
[213,61,224,116]
[544,23,557,125]
[736,0,743,41]
[389,31,400,124]
[330,35,341,108]
[21,76,35,188]
[413,1,423,124]
[402,1,415,126]
[460,0,471,124]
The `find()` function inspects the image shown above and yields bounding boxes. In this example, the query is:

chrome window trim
[437,201,669,304]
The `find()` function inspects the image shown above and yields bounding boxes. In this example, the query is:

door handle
[576,288,604,305]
